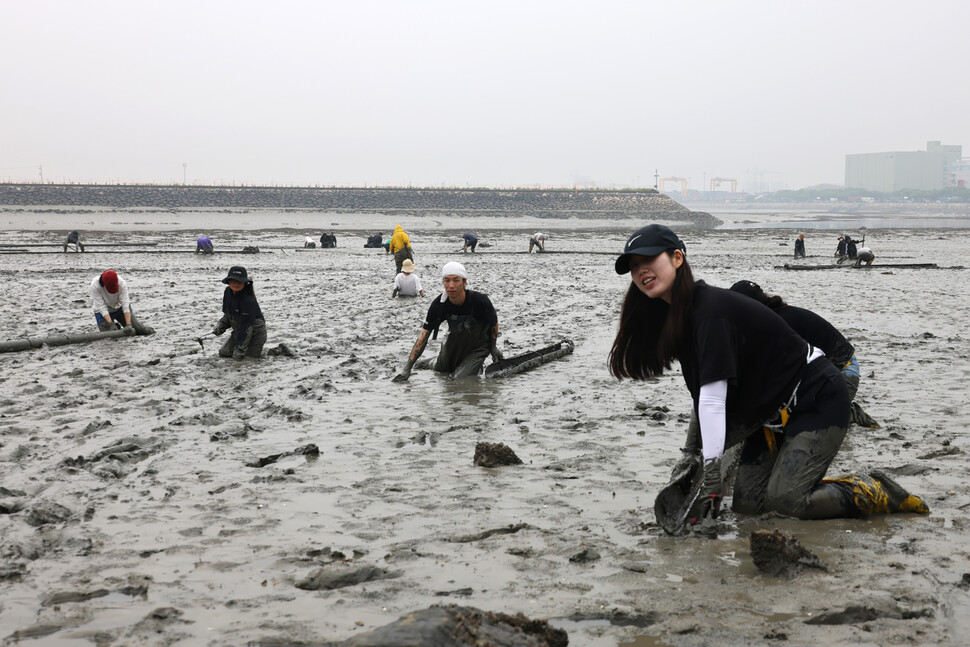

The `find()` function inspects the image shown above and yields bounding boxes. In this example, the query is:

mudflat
[1,214,968,646]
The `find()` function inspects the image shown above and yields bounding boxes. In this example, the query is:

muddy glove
[110,320,124,331]
[123,325,136,336]
[232,349,246,361]
[687,458,723,525]
[392,359,414,382]
[490,347,505,362]
[212,324,227,336]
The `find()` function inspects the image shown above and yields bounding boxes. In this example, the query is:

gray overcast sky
[2,0,968,191]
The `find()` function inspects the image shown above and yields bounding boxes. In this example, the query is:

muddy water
[1,215,969,646]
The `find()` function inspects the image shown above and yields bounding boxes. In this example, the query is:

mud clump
[339,604,567,647]
[750,529,828,577]
[474,442,523,467]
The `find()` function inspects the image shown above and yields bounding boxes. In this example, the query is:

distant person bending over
[794,233,806,258]
[463,232,478,253]
[392,259,425,298]
[365,232,383,249]
[393,261,504,381]
[64,230,85,253]
[855,246,874,267]
[196,236,214,254]
[304,236,316,249]
[389,225,414,274]
[212,266,267,360]
[730,280,878,428]
[90,269,152,335]
[845,236,858,260]
[529,232,545,253]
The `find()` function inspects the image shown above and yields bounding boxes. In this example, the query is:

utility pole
[653,169,659,190]
[183,162,187,185]
[39,165,43,182]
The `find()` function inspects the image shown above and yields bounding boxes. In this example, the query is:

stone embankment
[0,184,720,227]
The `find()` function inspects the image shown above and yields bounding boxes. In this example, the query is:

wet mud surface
[1,213,969,646]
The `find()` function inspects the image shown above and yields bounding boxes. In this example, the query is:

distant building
[845,140,962,192]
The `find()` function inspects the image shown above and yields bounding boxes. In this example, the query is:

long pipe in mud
[0,329,135,353]
[485,339,575,379]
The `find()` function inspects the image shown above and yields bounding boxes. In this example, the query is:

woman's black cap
[615,224,686,274]
[222,266,251,284]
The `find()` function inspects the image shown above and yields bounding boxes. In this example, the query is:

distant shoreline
[0,183,720,228]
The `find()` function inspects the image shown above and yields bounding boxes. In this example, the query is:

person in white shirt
[90,270,152,335]
[392,259,425,298]
[529,232,545,253]
[854,246,874,266]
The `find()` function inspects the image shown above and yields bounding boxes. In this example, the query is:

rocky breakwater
[0,184,720,226]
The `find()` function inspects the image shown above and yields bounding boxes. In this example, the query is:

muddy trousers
[394,247,413,274]
[95,308,152,335]
[434,323,491,379]
[219,319,267,359]
[732,358,856,519]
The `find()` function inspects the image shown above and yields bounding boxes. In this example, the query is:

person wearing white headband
[392,261,504,381]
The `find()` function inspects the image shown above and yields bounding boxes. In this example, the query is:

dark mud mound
[474,442,523,467]
[340,604,568,647]
[750,529,827,577]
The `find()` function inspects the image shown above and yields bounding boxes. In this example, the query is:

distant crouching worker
[855,245,874,267]
[392,258,425,298]
[389,225,414,274]
[529,232,545,253]
[835,236,847,263]
[90,270,152,335]
[393,261,503,381]
[304,236,316,248]
[64,230,85,252]
[196,236,214,254]
[212,266,267,360]
[463,232,478,253]
[794,233,806,258]
[319,231,337,248]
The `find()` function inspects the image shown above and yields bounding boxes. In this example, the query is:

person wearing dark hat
[835,236,848,263]
[609,224,927,529]
[793,233,806,258]
[729,280,878,428]
[212,266,267,360]
[463,232,478,253]
[196,236,214,254]
[393,261,503,381]
[64,230,85,252]
[90,269,151,335]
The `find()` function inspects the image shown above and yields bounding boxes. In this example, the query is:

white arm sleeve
[698,379,728,462]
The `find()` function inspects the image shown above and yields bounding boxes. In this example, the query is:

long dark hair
[609,253,695,380]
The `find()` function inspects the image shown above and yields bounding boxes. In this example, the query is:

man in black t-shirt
[393,261,504,381]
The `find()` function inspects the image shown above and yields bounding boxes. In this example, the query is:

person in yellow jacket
[389,225,414,274]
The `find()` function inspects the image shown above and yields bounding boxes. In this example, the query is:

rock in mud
[339,604,567,647]
[750,529,827,577]
[804,600,934,625]
[474,442,523,467]
[25,500,73,527]
[295,564,398,591]
[568,547,601,563]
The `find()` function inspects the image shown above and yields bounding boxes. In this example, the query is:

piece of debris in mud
[474,442,523,467]
[266,343,295,357]
[244,443,319,468]
[295,564,398,591]
[336,604,568,647]
[750,529,828,577]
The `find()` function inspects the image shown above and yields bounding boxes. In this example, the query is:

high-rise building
[845,141,962,192]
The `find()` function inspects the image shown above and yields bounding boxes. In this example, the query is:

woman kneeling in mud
[212,266,267,360]
[608,224,928,524]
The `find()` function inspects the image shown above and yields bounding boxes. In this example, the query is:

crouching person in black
[213,266,267,360]
[393,261,503,381]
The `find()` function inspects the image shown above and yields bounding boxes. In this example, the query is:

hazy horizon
[2,1,967,193]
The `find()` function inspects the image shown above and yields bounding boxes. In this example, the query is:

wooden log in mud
[485,339,574,379]
[0,329,135,353]
[779,263,940,271]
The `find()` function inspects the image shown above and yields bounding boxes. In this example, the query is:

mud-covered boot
[849,401,879,428]
[823,472,929,516]
[870,469,930,515]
